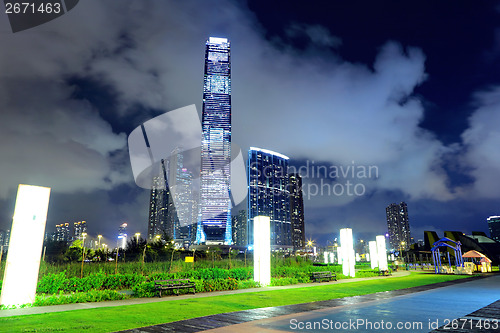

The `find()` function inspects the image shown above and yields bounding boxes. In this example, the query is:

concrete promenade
[119,274,500,333]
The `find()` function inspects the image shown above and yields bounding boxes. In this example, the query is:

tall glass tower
[386,202,411,250]
[197,37,232,245]
[247,147,292,249]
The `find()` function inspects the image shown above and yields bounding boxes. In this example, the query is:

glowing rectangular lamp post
[376,235,388,271]
[1,185,51,306]
[253,216,270,286]
[369,240,378,269]
[340,228,355,277]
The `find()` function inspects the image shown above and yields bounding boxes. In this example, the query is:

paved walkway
[118,274,500,333]
[0,270,412,318]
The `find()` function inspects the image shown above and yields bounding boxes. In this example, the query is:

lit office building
[386,202,411,250]
[118,223,128,249]
[232,210,247,247]
[487,216,500,242]
[289,173,305,250]
[147,160,171,241]
[247,147,292,249]
[168,147,197,243]
[197,37,232,245]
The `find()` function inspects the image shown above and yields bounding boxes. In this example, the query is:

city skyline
[0,1,500,245]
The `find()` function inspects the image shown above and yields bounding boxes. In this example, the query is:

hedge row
[131,278,240,298]
[33,266,379,295]
[37,272,146,294]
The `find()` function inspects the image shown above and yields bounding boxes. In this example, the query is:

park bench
[311,271,337,282]
[378,270,391,276]
[154,279,196,297]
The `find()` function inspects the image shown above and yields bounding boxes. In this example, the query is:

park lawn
[0,272,474,333]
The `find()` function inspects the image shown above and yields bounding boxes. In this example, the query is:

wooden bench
[379,270,391,276]
[154,279,196,297]
[311,271,337,282]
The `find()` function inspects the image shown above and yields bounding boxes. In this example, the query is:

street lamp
[400,241,405,264]
[81,232,87,279]
[135,233,140,244]
[98,234,102,248]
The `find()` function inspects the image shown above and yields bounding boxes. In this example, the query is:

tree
[43,239,69,263]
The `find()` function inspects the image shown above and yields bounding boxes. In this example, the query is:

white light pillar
[369,240,378,269]
[253,216,271,286]
[337,246,342,264]
[340,228,355,277]
[329,252,334,264]
[324,251,329,264]
[1,185,51,306]
[376,235,388,271]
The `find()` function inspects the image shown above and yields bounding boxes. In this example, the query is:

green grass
[0,272,474,333]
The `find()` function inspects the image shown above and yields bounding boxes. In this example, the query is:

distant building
[55,223,70,242]
[0,230,8,253]
[386,202,411,251]
[118,223,127,249]
[232,210,247,247]
[147,160,170,241]
[487,216,500,242]
[247,147,292,249]
[168,147,197,244]
[289,173,305,250]
[73,221,87,241]
[4,229,10,249]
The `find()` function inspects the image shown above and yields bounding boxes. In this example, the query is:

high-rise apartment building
[289,173,305,250]
[197,37,232,245]
[4,229,9,249]
[487,216,500,242]
[55,223,70,242]
[73,221,87,241]
[147,160,170,241]
[232,210,247,247]
[386,202,411,250]
[247,147,292,249]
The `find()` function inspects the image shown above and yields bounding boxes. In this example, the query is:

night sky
[0,0,499,247]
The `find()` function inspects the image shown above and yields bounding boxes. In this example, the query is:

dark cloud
[0,0,498,241]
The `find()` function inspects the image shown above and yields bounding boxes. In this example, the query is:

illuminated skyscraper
[247,147,292,249]
[487,216,500,242]
[197,37,232,245]
[289,173,305,250]
[386,202,411,250]
[55,223,70,242]
[147,160,170,241]
[118,223,128,249]
[168,147,196,244]
[73,221,87,241]
[232,210,247,247]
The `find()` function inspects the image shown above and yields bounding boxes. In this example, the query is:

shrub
[270,277,299,286]
[132,281,156,298]
[37,272,67,294]
[237,280,261,289]
[199,278,238,292]
[33,290,128,306]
